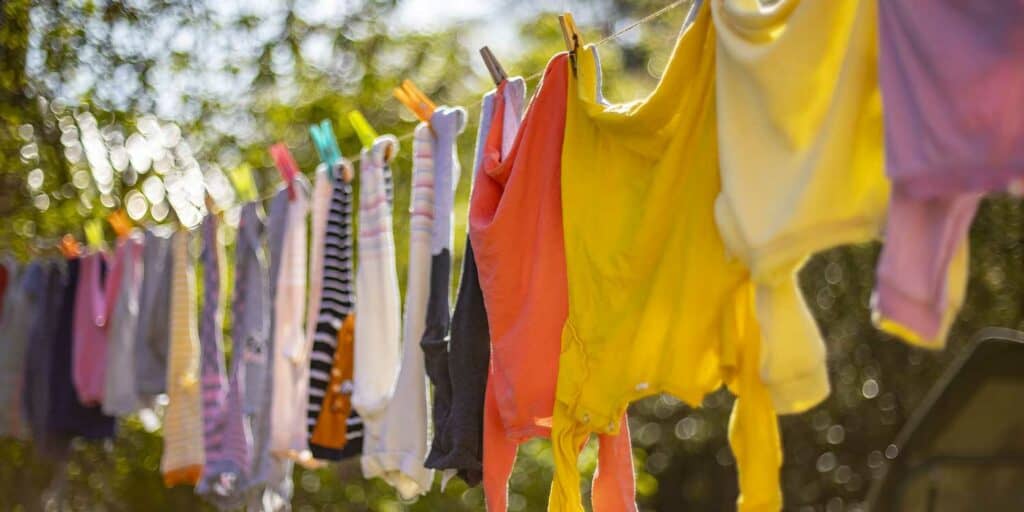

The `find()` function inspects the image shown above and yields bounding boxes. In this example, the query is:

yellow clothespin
[559,12,582,76]
[227,163,259,203]
[348,110,379,150]
[84,218,107,251]
[479,46,508,86]
[107,209,133,240]
[393,80,437,126]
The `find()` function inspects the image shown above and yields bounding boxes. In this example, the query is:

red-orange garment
[469,53,636,511]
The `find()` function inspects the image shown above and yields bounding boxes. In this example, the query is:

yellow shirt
[712,0,888,413]
[552,4,781,511]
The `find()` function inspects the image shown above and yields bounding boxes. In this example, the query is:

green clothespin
[228,163,259,203]
[309,119,343,179]
[348,110,379,150]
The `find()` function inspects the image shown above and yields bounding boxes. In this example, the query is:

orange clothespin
[269,142,299,201]
[107,209,133,240]
[393,80,437,125]
[559,12,582,76]
[58,234,82,259]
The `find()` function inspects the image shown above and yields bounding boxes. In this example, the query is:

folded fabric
[554,4,780,511]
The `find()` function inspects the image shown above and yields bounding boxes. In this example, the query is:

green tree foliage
[2,0,1023,510]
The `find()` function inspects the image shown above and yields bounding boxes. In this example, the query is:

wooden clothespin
[393,80,437,126]
[107,209,133,240]
[559,12,582,76]
[269,142,299,201]
[58,234,82,259]
[309,120,343,180]
[227,163,259,204]
[479,46,507,86]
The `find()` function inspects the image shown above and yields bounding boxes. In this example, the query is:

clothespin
[227,163,259,204]
[269,143,299,201]
[559,12,582,76]
[348,110,379,150]
[309,120,343,180]
[58,234,82,259]
[107,209,133,240]
[393,80,437,126]
[479,46,508,86]
[84,218,107,251]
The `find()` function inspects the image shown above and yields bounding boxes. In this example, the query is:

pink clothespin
[269,142,299,201]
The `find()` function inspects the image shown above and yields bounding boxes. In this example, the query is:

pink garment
[72,251,116,405]
[874,1,1024,346]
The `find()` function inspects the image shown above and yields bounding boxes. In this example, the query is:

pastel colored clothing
[712,0,888,414]
[0,260,32,438]
[555,6,781,511]
[162,231,205,487]
[352,137,401,434]
[72,251,112,405]
[135,229,175,399]
[306,164,333,350]
[360,123,436,499]
[102,234,145,417]
[307,159,363,461]
[872,1,1024,346]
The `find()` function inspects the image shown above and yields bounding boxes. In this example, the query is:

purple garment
[874,1,1024,344]
[879,0,1024,197]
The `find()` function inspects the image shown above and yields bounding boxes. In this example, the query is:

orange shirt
[469,54,636,512]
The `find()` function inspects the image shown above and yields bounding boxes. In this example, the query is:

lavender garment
[0,260,31,439]
[874,1,1024,345]
[135,229,174,399]
[102,235,145,417]
[23,262,67,459]
[879,1,1024,197]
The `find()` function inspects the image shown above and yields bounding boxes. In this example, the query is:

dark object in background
[866,328,1024,511]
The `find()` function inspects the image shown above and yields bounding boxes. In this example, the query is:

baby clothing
[360,122,442,499]
[162,231,205,486]
[72,251,112,406]
[873,0,1024,347]
[102,234,145,417]
[555,5,780,511]
[712,0,888,414]
[352,138,402,460]
[135,229,175,401]
[307,158,364,460]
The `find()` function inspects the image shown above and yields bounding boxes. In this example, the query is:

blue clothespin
[309,119,343,179]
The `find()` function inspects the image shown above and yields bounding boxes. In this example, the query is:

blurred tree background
[1,0,1023,510]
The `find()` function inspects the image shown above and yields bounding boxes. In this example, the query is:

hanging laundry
[72,250,113,406]
[872,1,1024,347]
[22,262,67,459]
[102,234,145,417]
[162,231,205,487]
[554,5,780,511]
[246,187,294,510]
[362,111,464,499]
[0,260,36,439]
[307,157,364,460]
[135,229,175,402]
[712,0,887,414]
[351,137,401,462]
[424,77,525,486]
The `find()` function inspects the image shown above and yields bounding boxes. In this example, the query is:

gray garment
[246,188,294,507]
[134,229,175,398]
[0,259,32,439]
[102,235,145,417]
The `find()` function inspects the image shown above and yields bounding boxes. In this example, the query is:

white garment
[269,178,311,459]
[102,233,145,417]
[360,125,434,499]
[353,135,402,418]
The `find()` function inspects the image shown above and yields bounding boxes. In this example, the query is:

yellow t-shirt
[712,0,889,413]
[552,4,781,511]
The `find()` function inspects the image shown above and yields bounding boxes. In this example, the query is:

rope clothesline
[247,0,691,206]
